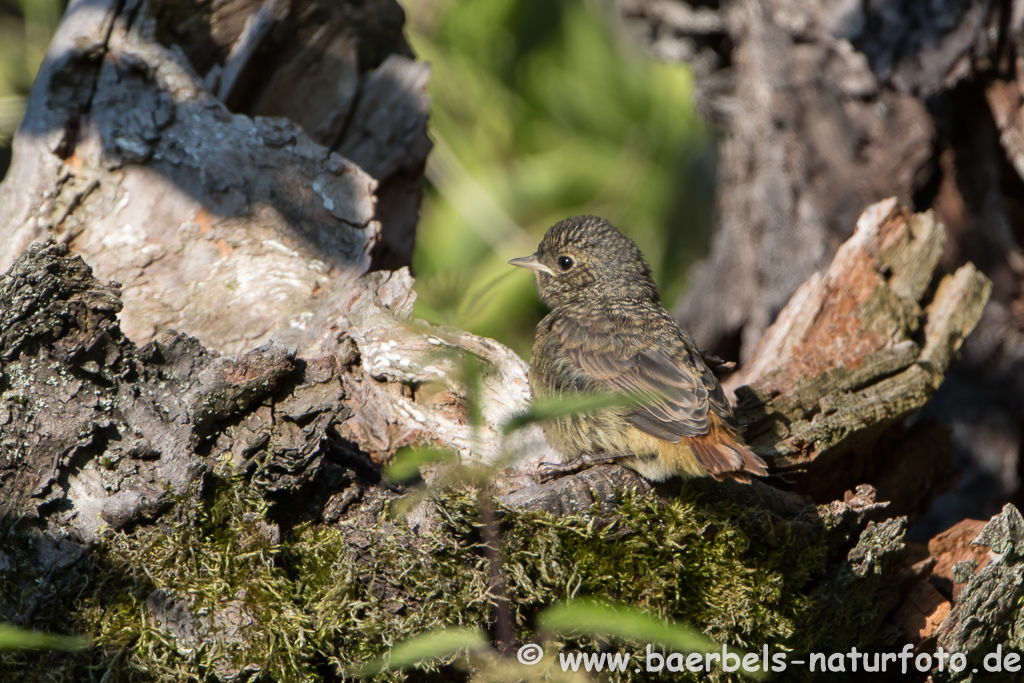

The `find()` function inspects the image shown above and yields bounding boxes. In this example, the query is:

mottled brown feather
[552,314,724,438]
[517,215,768,482]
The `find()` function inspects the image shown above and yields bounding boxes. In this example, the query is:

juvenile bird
[509,215,767,483]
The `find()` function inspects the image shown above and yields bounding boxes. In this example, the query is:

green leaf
[538,600,715,653]
[538,600,767,678]
[502,390,650,434]
[358,627,488,675]
[384,447,458,483]
[0,624,88,651]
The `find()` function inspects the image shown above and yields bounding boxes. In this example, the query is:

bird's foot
[537,453,626,482]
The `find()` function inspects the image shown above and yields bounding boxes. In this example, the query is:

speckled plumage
[511,215,767,482]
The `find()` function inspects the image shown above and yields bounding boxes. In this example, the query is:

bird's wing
[553,315,730,442]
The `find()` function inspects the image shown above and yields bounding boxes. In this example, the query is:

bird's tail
[690,422,769,484]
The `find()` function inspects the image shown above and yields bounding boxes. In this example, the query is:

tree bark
[0,0,428,357]
[0,0,1016,680]
[619,0,1024,546]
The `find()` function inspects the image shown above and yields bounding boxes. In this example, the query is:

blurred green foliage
[0,0,716,360]
[0,624,86,651]
[407,0,716,358]
[0,0,62,149]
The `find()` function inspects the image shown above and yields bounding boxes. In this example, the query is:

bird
[509,215,768,483]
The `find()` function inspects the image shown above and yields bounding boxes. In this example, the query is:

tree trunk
[0,0,1017,681]
[619,0,1024,536]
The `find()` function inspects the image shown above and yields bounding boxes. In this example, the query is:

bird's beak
[508,254,554,275]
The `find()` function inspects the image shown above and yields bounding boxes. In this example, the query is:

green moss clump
[497,490,839,682]
[1,478,490,682]
[1,476,904,683]
[503,490,826,648]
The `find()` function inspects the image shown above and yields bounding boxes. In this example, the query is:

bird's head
[509,215,660,308]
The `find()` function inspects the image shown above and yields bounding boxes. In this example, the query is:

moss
[1,479,489,682]
[1,477,901,683]
[499,489,837,682]
[505,492,811,640]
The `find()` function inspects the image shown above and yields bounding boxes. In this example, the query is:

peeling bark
[0,0,429,357]
[0,0,1014,678]
[619,0,1024,539]
[925,504,1024,680]
[732,199,990,504]
[0,200,993,679]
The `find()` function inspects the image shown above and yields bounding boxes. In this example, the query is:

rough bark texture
[620,0,1024,545]
[935,505,1024,660]
[732,199,990,507]
[0,0,429,356]
[0,0,1017,680]
[619,0,1005,358]
[0,241,297,543]
[0,204,995,681]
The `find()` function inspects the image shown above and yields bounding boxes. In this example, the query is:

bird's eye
[557,256,574,271]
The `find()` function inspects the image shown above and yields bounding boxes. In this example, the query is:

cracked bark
[0,0,428,356]
[618,1,1024,664]
[0,199,995,679]
[0,0,1014,679]
[619,0,1006,359]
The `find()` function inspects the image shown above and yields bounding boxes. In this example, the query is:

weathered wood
[620,0,1024,541]
[322,266,559,477]
[0,204,965,681]
[934,504,1024,673]
[0,0,428,357]
[0,241,298,543]
[729,199,990,502]
[620,0,1003,358]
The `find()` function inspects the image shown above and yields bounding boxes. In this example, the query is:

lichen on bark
[2,468,906,682]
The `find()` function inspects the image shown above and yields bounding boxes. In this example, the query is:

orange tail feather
[690,421,768,483]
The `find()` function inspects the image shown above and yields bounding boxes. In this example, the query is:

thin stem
[478,490,513,656]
